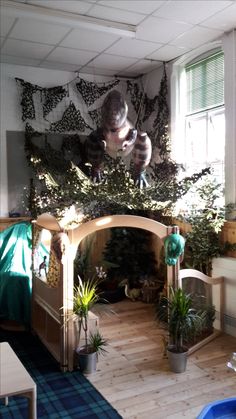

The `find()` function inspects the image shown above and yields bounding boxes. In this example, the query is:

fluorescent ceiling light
[1,0,136,38]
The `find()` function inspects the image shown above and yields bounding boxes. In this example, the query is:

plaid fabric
[0,330,122,419]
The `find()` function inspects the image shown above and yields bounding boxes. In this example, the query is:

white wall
[0,64,76,216]
[212,257,236,337]
[223,30,236,206]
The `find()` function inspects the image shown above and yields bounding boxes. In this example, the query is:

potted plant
[73,276,108,374]
[156,286,205,373]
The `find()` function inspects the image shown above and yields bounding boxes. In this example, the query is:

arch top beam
[69,214,175,247]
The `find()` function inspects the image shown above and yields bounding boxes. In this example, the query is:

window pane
[186,51,224,114]
[208,110,225,183]
[184,108,225,184]
[185,115,207,165]
[208,111,225,161]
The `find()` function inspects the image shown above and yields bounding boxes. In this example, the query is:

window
[177,50,225,185]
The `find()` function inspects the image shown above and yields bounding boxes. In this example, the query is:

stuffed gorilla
[85,90,152,188]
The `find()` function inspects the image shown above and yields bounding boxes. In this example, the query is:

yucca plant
[89,331,108,357]
[73,276,109,374]
[73,276,100,353]
[156,287,205,353]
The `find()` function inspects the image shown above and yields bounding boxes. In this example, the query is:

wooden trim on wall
[0,217,31,232]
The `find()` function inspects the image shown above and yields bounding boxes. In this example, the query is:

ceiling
[0,0,236,77]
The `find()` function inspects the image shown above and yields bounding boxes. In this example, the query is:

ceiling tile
[201,3,236,30]
[1,0,236,76]
[115,69,141,77]
[46,47,98,65]
[10,18,71,44]
[80,66,117,77]
[87,4,145,25]
[0,54,41,67]
[153,1,233,25]
[136,16,193,43]
[98,1,166,15]
[88,53,139,71]
[105,38,163,59]
[39,60,79,72]
[147,44,190,61]
[170,26,223,49]
[126,59,162,74]
[0,37,5,48]
[1,39,53,59]
[27,1,93,14]
[0,16,16,37]
[60,28,119,52]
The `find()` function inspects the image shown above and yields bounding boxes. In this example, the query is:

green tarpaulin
[0,221,32,326]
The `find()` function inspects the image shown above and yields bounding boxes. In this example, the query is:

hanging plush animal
[85,90,152,187]
[164,233,185,266]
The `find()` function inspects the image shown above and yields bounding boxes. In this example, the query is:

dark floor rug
[0,329,122,419]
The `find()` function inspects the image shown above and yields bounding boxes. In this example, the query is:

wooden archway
[33,213,180,371]
[68,214,180,296]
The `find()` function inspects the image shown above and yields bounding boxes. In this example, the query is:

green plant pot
[76,346,97,374]
[167,346,188,373]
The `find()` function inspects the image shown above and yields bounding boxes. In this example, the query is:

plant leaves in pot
[156,286,205,373]
[73,276,108,374]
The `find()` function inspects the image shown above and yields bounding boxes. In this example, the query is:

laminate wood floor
[89,299,236,419]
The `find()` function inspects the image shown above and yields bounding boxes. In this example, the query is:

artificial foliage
[126,80,144,115]
[142,94,159,123]
[179,178,226,275]
[150,64,171,157]
[102,227,158,288]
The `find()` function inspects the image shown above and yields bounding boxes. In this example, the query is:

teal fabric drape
[0,221,32,325]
